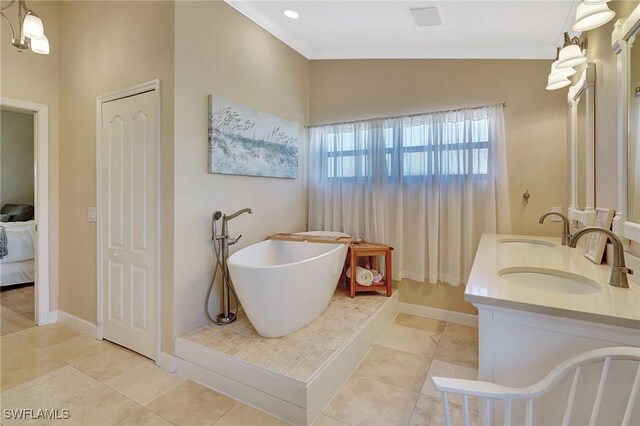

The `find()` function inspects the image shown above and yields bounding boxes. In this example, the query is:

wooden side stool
[346,242,393,298]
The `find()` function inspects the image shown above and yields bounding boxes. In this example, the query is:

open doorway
[0,98,50,333]
[0,108,36,334]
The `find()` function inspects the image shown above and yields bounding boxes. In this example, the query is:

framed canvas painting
[584,208,615,264]
[208,95,299,179]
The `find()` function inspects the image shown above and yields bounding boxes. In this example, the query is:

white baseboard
[157,351,177,373]
[53,311,176,372]
[399,302,478,327]
[53,310,99,338]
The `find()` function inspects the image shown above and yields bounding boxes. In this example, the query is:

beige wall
[397,280,476,315]
[1,110,35,206]
[581,1,640,211]
[1,0,60,310]
[310,59,568,237]
[58,1,175,351]
[309,59,568,312]
[173,2,309,341]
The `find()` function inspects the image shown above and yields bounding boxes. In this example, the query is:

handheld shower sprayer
[205,208,252,325]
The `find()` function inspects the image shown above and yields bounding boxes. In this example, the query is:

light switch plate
[550,207,563,222]
[88,207,97,223]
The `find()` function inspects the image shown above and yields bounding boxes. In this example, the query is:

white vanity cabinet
[466,234,640,425]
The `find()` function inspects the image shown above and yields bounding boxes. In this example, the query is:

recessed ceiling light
[283,10,299,19]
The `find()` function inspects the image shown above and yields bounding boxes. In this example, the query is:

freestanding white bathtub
[227,239,348,338]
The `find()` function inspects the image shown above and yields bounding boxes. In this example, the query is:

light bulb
[23,14,44,40]
[30,34,49,54]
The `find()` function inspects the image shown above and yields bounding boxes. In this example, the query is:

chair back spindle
[443,392,451,426]
[561,365,582,426]
[462,395,470,426]
[588,357,611,426]
[432,347,640,426]
[622,363,640,426]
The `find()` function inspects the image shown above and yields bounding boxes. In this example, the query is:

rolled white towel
[346,266,374,286]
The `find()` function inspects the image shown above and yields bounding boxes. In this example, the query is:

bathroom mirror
[629,34,639,224]
[612,5,640,243]
[568,63,596,225]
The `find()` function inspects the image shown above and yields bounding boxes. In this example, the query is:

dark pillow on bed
[0,204,34,222]
[0,213,12,222]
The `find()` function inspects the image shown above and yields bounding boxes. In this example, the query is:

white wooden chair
[432,347,640,426]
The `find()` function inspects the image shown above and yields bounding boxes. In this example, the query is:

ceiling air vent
[411,7,442,27]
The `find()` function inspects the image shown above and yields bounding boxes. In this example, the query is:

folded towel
[0,227,7,259]
[346,266,374,286]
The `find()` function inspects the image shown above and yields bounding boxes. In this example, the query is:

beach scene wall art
[208,95,299,179]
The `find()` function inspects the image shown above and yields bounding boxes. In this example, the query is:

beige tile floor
[0,314,478,425]
[0,284,35,336]
[323,314,479,426]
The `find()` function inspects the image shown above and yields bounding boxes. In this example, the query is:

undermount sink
[498,238,556,248]
[498,267,602,295]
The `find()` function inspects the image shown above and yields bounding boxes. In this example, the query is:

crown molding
[310,45,556,60]
[225,0,562,61]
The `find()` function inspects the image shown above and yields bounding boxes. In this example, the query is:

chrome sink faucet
[569,227,633,288]
[539,211,571,246]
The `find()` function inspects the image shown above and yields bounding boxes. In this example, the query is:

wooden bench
[346,242,393,298]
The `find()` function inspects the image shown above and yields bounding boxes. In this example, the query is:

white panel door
[100,90,157,359]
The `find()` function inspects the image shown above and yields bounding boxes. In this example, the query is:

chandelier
[1,0,49,54]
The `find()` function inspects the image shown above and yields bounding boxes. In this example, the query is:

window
[325,117,490,179]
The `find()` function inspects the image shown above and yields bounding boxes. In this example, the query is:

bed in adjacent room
[1,204,36,287]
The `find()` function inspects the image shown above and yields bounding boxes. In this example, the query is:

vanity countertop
[465,233,640,329]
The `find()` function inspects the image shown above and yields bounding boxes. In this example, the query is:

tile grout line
[207,400,241,426]
[404,390,421,426]
[320,411,354,426]
[102,361,185,408]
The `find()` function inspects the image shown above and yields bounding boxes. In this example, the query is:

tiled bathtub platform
[176,290,399,425]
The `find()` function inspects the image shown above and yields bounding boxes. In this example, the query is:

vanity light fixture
[283,10,299,19]
[572,1,615,32]
[556,33,588,69]
[0,0,49,54]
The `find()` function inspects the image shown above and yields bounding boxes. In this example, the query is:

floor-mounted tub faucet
[539,211,571,246]
[569,227,633,288]
[206,208,253,325]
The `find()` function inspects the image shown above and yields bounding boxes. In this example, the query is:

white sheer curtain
[308,105,511,286]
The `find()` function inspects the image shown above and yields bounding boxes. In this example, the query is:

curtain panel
[308,105,511,286]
